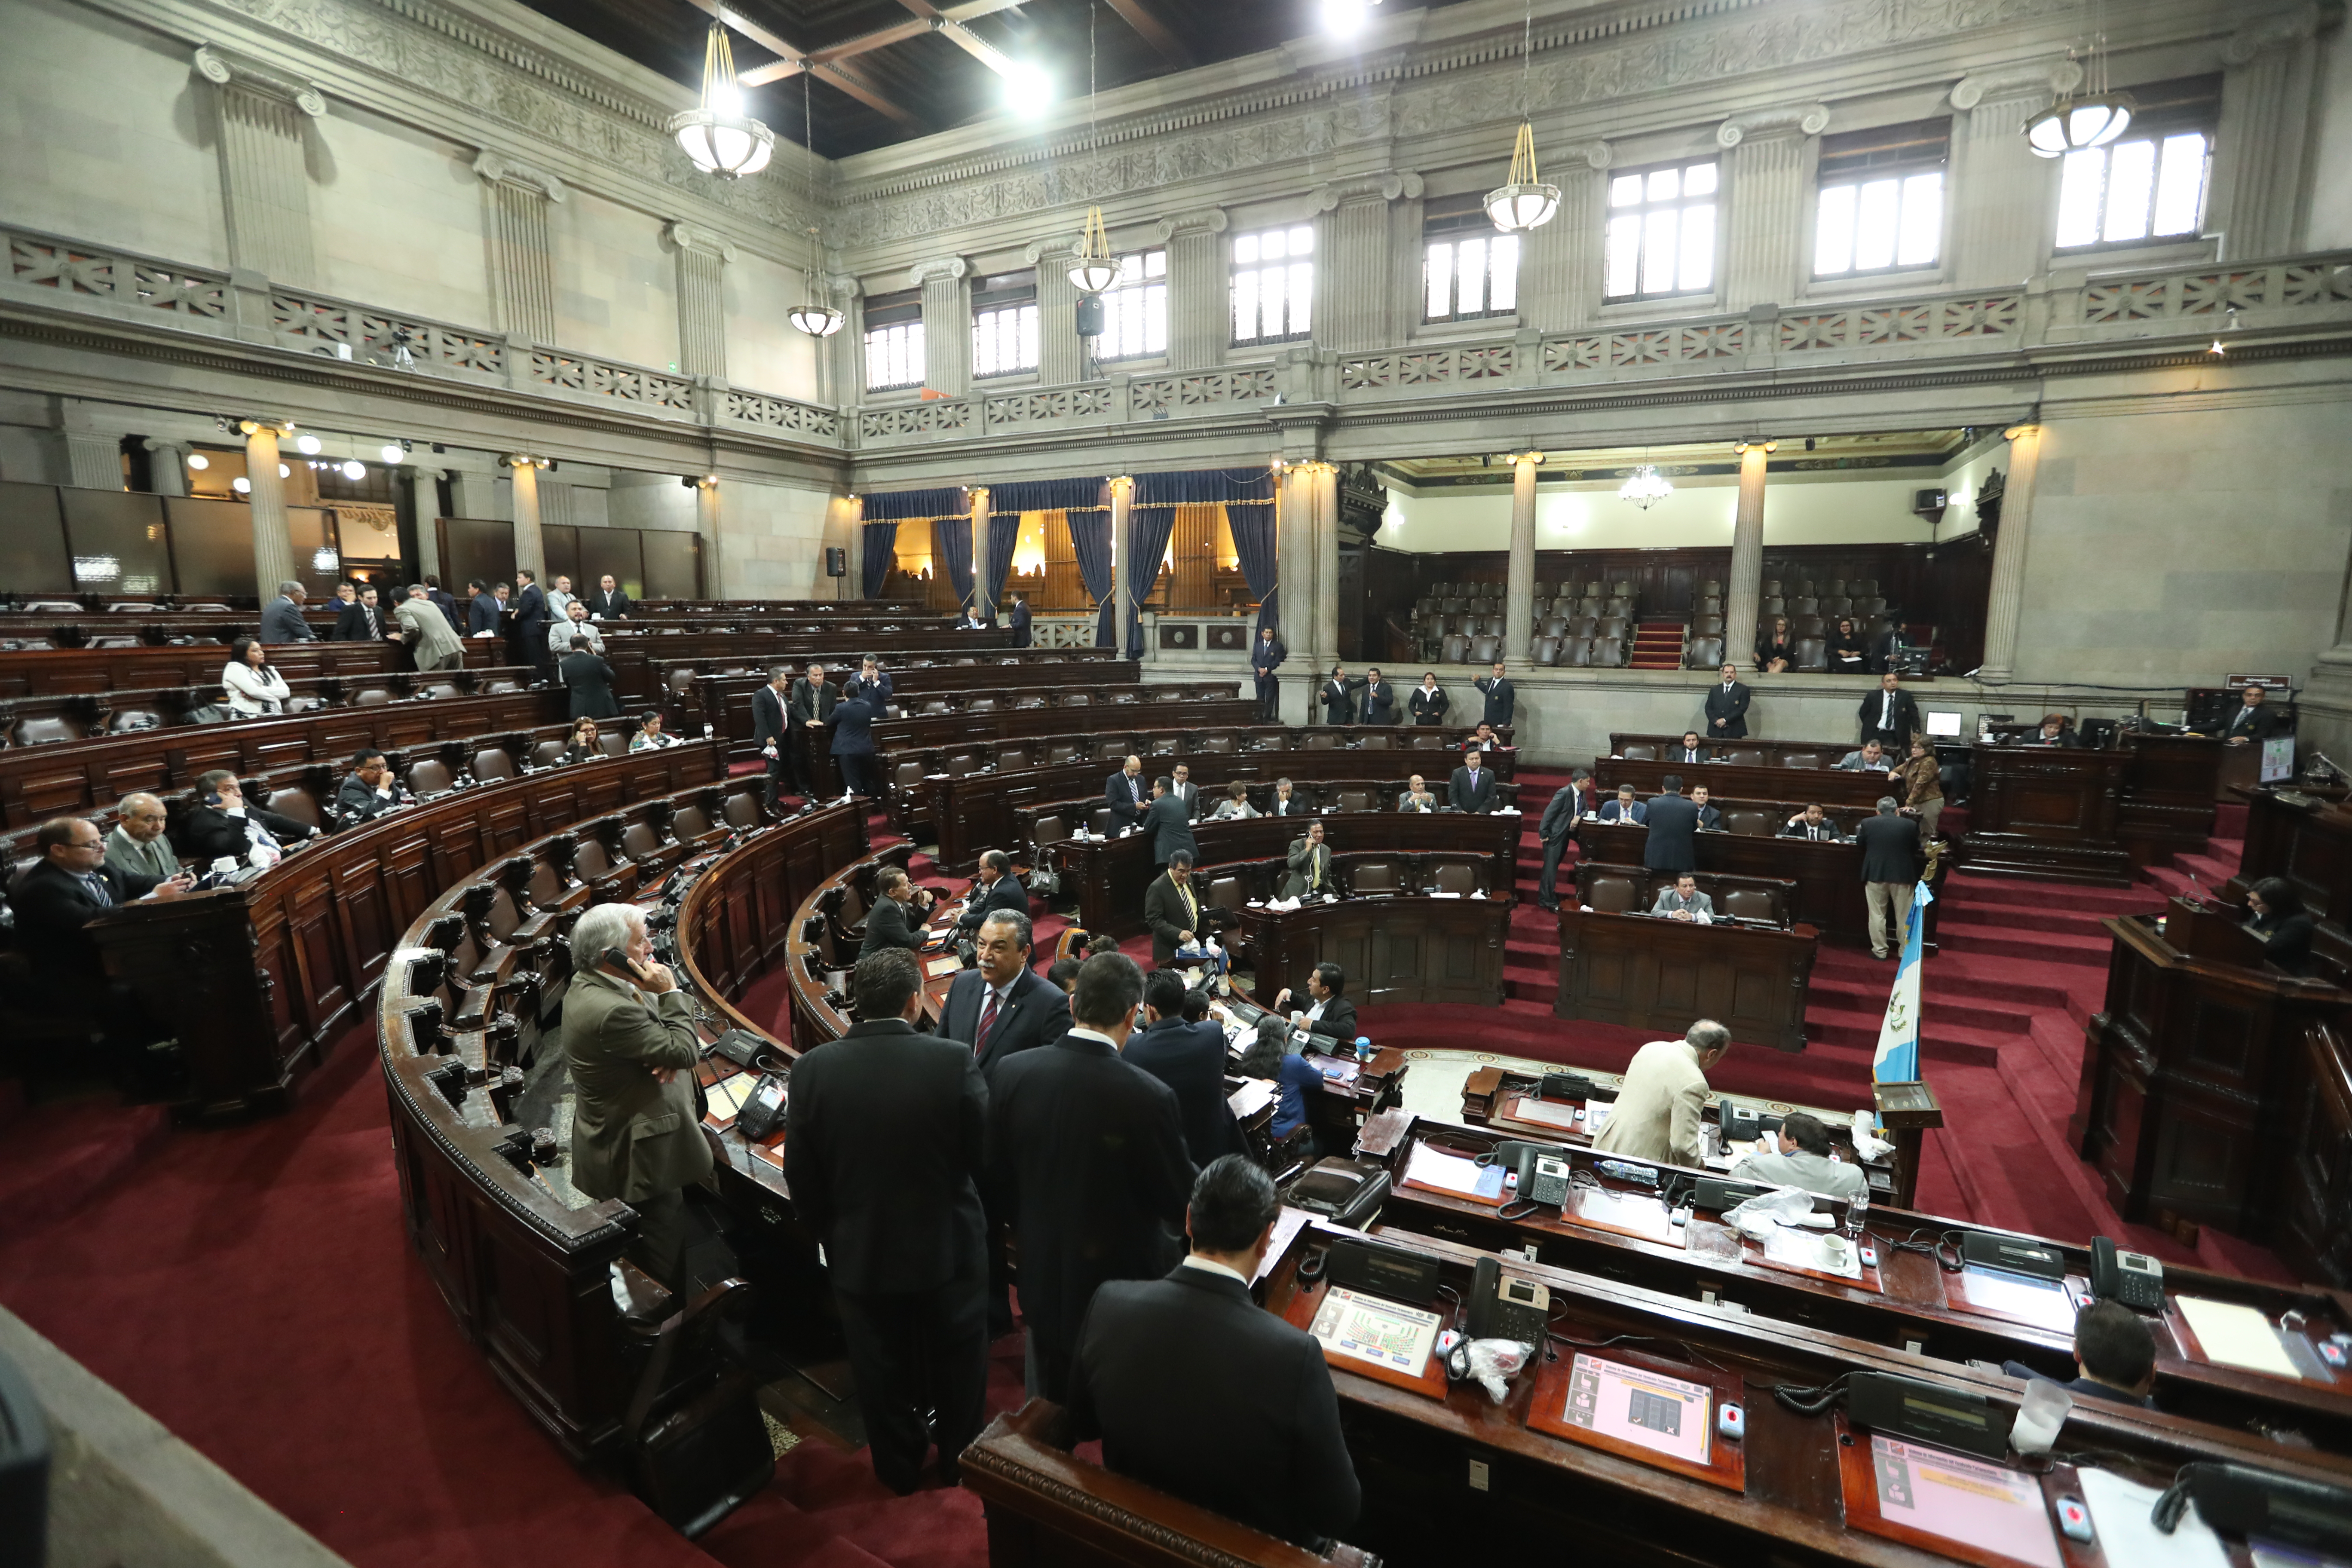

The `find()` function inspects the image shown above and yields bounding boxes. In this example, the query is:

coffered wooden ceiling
[519,0,1480,158]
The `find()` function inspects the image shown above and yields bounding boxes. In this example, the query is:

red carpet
[0,781,2285,1566]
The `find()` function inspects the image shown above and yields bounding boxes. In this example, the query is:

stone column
[1026,234,1083,386]
[1517,146,1612,332]
[1157,209,1229,371]
[242,421,297,598]
[409,467,444,581]
[1976,424,2043,683]
[911,255,971,398]
[1108,476,1133,653]
[195,46,325,288]
[1314,172,1421,353]
[826,273,862,409]
[969,487,992,620]
[143,440,190,498]
[2214,9,2326,261]
[1307,462,1341,667]
[695,476,723,598]
[474,152,564,346]
[1505,454,1539,663]
[1948,64,2079,290]
[665,221,734,380]
[1723,443,1771,665]
[1718,105,1828,311]
[507,455,546,582]
[447,466,499,521]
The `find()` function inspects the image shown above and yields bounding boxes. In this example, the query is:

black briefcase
[1287,1157,1390,1230]
[630,1373,776,1537]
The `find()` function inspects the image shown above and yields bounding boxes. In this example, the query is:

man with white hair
[104,793,180,880]
[564,901,711,1285]
[1590,1020,1733,1170]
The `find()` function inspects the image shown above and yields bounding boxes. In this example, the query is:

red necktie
[975,988,1000,1054]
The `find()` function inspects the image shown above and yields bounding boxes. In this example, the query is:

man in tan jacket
[564,900,712,1286]
[1590,1020,1732,1170]
[396,583,466,672]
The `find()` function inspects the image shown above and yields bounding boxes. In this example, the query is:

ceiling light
[1000,59,1054,116]
[2026,0,2131,157]
[232,477,251,494]
[1320,0,1377,37]
[671,25,775,178]
[1618,465,1673,509]
[314,548,340,573]
[380,441,405,465]
[278,464,291,478]
[341,459,367,480]
[1069,206,1121,294]
[1484,4,1558,232]
[185,452,209,470]
[294,434,321,454]
[788,302,844,337]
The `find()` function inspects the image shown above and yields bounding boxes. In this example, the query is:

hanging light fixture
[1066,6,1122,295]
[787,67,844,337]
[2025,0,2132,157]
[1618,454,1673,510]
[1484,1,1559,233]
[670,24,775,178]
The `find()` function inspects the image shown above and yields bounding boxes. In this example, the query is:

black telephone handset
[1466,1254,1552,1347]
[1488,1139,1573,1207]
[735,1072,788,1140]
[2090,1235,2167,1310]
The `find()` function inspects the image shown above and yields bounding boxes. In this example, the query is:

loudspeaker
[1075,293,1105,338]
[825,547,847,578]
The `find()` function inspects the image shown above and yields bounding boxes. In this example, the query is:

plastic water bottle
[1846,1184,1870,1241]
[1354,1035,1373,1063]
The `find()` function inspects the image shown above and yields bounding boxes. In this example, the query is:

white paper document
[2175,1295,2302,1378]
[2078,1467,2230,1568]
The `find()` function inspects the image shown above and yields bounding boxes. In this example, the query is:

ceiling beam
[1102,0,1194,68]
[680,0,923,126]
[732,0,1025,86]
[890,0,1012,75]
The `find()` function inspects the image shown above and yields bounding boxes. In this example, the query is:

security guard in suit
[563,901,714,1288]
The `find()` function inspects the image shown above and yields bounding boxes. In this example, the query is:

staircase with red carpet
[1626,621,1687,670]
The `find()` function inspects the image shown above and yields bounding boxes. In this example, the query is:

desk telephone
[1490,1140,1574,1207]
[1466,1255,1552,1348]
[2090,1235,2166,1310]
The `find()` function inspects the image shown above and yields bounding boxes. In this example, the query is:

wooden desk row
[670,654,1140,740]
[596,626,1021,703]
[0,662,536,751]
[1964,736,2223,884]
[1597,755,1896,812]
[0,634,508,698]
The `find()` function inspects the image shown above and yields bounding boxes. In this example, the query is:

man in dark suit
[1474,661,1516,727]
[1069,1157,1358,1550]
[7,817,186,990]
[1669,731,1709,766]
[751,665,793,810]
[1105,755,1148,832]
[1318,667,1361,726]
[1357,667,1397,725]
[1268,778,1306,818]
[1271,961,1357,1047]
[510,568,549,677]
[334,748,414,825]
[1125,970,1241,1167]
[953,849,1031,935]
[178,770,318,864]
[1144,852,1231,968]
[1144,778,1198,869]
[939,909,1068,1077]
[331,585,393,642]
[988,953,1194,1400]
[1857,671,1920,752]
[2218,684,2286,745]
[558,635,621,721]
[1447,742,1497,814]
[842,655,893,709]
[828,692,882,799]
[1536,778,1584,912]
[1597,784,1646,824]
[1642,774,1700,875]
[1250,625,1286,721]
[586,573,631,619]
[1008,592,1032,648]
[1856,796,1923,959]
[423,575,461,631]
[1704,662,1751,739]
[467,579,503,637]
[1689,784,1722,833]
[786,661,838,800]
[858,868,935,958]
[1780,803,1847,842]
[260,582,315,643]
[785,949,991,1491]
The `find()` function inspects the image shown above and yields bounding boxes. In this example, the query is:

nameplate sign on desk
[1499,1093,1583,1133]
[1836,1420,2064,1568]
[1525,1348,1746,1492]
[924,955,963,977]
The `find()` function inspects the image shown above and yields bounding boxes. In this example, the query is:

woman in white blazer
[222,637,292,717]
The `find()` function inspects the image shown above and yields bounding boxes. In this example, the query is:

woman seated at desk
[1235,1014,1322,1155]
[2238,877,2316,976]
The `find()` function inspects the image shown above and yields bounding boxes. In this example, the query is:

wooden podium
[2071,898,2351,1238]
[1961,735,2222,886]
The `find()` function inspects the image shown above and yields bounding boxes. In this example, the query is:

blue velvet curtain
[985,508,1018,619]
[861,487,970,608]
[1132,468,1279,653]
[860,522,896,599]
[1066,504,1114,647]
[995,479,1115,647]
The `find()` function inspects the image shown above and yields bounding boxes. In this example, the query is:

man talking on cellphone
[563,900,719,1289]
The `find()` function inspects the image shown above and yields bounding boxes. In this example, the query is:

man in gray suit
[1145,777,1198,869]
[397,584,465,671]
[1651,873,1715,923]
[1283,820,1335,898]
[563,901,714,1288]
[260,582,315,643]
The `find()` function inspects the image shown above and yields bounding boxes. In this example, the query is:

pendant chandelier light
[1618,457,1673,510]
[2025,0,2132,158]
[1067,6,1122,294]
[1484,1,1559,233]
[670,24,775,178]
[787,70,843,337]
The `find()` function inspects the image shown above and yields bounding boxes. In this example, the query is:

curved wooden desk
[1556,869,1819,1052]
[1241,892,1512,1008]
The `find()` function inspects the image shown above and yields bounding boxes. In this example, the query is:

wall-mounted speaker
[1075,294,1105,338]
[825,547,847,578]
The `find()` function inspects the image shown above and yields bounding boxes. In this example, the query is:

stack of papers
[2176,1296,2304,1378]
[1403,1142,1506,1200]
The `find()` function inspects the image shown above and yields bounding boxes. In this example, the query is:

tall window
[2055,77,2219,251]
[1423,198,1519,321]
[1605,159,1718,302]
[864,288,923,392]
[1232,224,1314,345]
[1096,249,1167,361]
[971,273,1039,378]
[1814,119,1948,279]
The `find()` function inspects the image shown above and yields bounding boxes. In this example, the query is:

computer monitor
[1923,710,1964,738]
[2260,737,2295,784]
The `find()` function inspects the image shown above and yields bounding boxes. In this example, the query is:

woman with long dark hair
[221,636,291,717]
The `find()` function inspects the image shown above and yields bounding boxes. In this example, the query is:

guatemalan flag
[1872,878,1934,1085]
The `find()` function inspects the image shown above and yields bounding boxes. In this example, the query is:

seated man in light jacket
[1727,1111,1867,1201]
[1651,874,1714,924]
[1589,1020,1732,1170]
[1833,739,1893,772]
